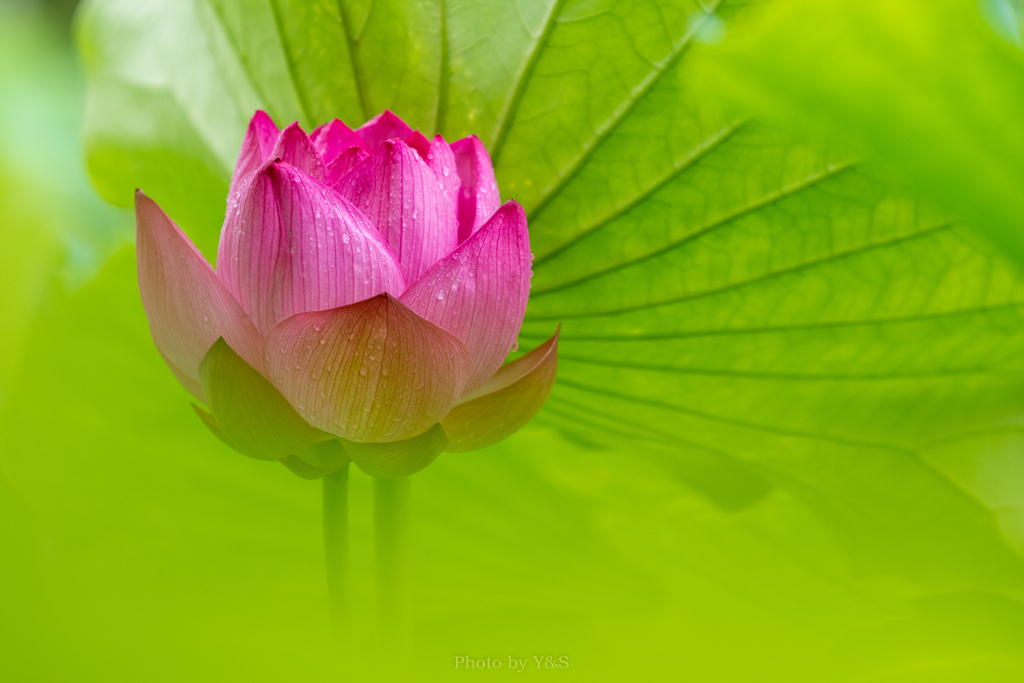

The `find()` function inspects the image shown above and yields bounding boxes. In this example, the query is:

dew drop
[436,290,445,300]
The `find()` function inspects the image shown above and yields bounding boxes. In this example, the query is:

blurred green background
[7,0,1024,681]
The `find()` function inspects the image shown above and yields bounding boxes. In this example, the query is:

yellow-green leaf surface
[687,0,1024,266]
[76,0,1024,575]
[3,0,1024,680]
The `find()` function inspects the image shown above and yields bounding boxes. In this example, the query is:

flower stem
[322,464,350,637]
[374,476,412,666]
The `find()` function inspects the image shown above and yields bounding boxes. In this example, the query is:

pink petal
[264,293,470,443]
[403,131,459,236]
[135,191,265,400]
[355,110,413,151]
[425,134,460,205]
[270,122,326,182]
[229,110,279,200]
[451,136,501,243]
[217,161,406,336]
[324,147,369,187]
[400,201,532,394]
[442,328,559,452]
[311,118,370,163]
[405,132,459,239]
[404,130,431,158]
[335,140,458,283]
[343,423,448,478]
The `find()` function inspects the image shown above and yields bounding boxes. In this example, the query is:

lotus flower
[135,110,558,478]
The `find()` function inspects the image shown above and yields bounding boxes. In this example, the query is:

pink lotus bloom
[136,110,558,478]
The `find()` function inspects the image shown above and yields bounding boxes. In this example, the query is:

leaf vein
[531,161,858,299]
[533,120,745,265]
[554,377,915,454]
[525,0,724,219]
[557,355,1006,381]
[336,0,370,121]
[488,0,570,158]
[519,300,1024,340]
[268,0,313,126]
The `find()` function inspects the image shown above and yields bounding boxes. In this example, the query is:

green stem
[322,464,350,636]
[374,476,412,664]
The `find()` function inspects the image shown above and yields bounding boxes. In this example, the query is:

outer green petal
[198,337,330,461]
[344,423,448,478]
[192,404,229,445]
[280,455,341,480]
[293,439,350,469]
[442,328,559,453]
